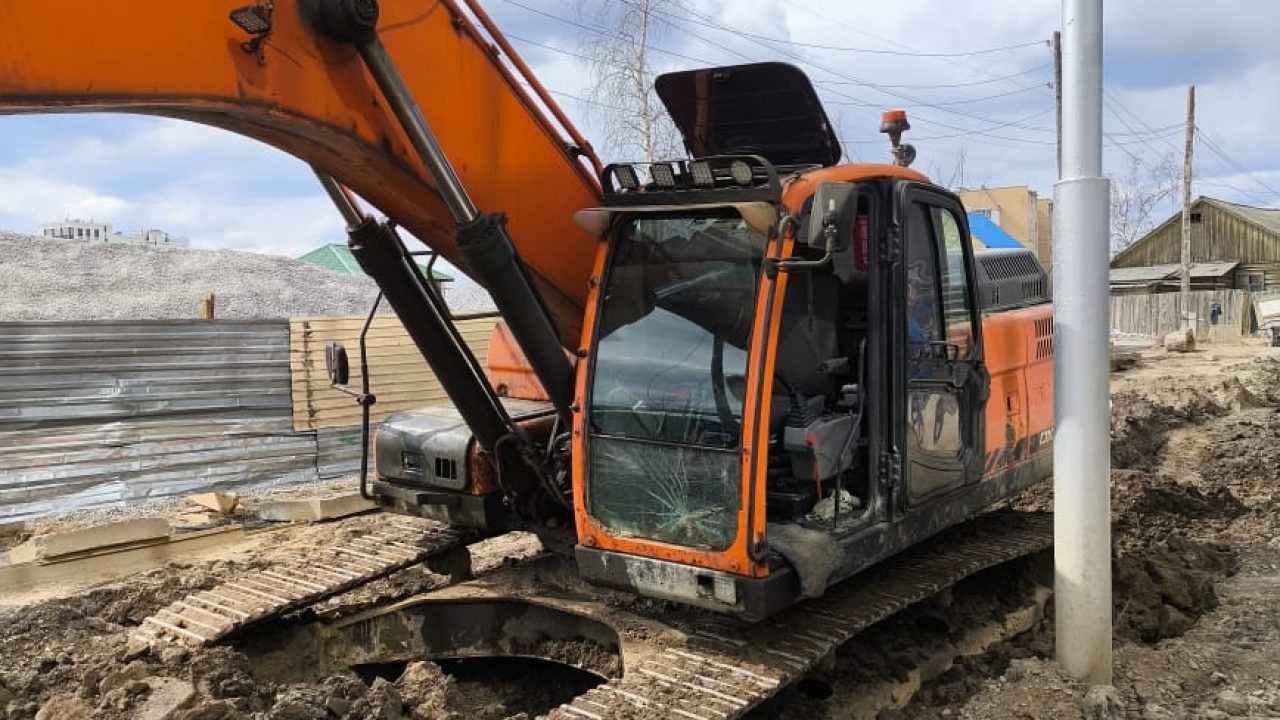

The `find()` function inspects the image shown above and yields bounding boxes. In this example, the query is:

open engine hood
[655,62,842,168]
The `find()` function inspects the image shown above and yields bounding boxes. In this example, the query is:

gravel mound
[0,231,494,320]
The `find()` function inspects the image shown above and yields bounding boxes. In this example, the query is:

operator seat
[770,272,842,430]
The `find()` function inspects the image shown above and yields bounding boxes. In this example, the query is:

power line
[776,0,1048,95]
[824,83,1049,108]
[521,82,632,114]
[1103,92,1279,204]
[504,0,1062,148]
[659,2,1068,135]
[1195,127,1280,199]
[639,9,1046,57]
[842,108,1057,146]
[822,64,1052,90]
[931,84,1052,106]
[1104,91,1183,158]
[499,0,719,67]
[506,33,622,69]
[1196,180,1274,204]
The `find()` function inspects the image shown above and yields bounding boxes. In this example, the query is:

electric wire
[505,0,1198,162]
[1195,127,1280,199]
[640,9,1046,57]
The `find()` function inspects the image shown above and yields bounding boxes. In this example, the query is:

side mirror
[804,182,857,251]
[325,342,350,386]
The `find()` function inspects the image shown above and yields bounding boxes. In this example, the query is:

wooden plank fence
[1109,289,1252,342]
[289,313,498,431]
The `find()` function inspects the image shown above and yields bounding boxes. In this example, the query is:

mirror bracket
[325,341,377,406]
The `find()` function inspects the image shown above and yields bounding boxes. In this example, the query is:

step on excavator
[0,0,1055,713]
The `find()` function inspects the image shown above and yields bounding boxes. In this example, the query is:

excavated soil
[2,346,1278,720]
[0,521,544,720]
[885,348,1280,719]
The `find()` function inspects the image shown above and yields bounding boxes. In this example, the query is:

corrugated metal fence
[0,315,501,521]
[1109,289,1253,341]
[0,320,315,521]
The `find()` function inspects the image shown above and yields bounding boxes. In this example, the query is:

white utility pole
[1179,85,1196,329]
[1052,0,1112,684]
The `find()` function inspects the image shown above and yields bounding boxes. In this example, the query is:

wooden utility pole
[1052,31,1063,177]
[1180,85,1196,329]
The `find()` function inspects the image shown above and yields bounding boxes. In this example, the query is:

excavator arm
[0,0,602,346]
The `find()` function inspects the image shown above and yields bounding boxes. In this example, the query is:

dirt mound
[0,560,244,720]
[1113,535,1238,643]
[1198,410,1280,544]
[1110,391,1226,472]
[882,350,1280,719]
[0,231,496,320]
[1112,472,1247,548]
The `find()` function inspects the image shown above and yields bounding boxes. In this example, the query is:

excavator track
[132,517,477,648]
[543,512,1053,720]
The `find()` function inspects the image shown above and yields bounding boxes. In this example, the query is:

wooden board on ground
[257,493,377,522]
[5,518,171,564]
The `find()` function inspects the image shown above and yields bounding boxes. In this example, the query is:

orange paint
[486,321,551,402]
[979,305,1055,469]
[0,0,601,347]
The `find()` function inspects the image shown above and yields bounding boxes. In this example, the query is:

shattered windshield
[586,212,767,550]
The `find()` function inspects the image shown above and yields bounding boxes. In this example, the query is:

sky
[1,0,1277,266]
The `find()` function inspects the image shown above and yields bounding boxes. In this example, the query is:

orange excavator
[0,0,1052,622]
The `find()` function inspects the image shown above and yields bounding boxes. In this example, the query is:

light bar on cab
[600,155,781,206]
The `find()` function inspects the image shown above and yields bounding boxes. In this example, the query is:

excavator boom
[0,0,601,345]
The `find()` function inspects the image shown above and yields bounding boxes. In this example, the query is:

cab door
[893,184,987,507]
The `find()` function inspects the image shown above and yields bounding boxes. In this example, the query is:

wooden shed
[1110,197,1280,293]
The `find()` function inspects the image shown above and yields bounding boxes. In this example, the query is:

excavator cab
[562,64,1051,618]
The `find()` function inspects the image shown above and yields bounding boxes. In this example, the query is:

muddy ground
[1,344,1278,719]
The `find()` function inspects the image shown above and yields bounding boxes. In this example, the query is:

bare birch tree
[577,0,682,163]
[1110,152,1179,255]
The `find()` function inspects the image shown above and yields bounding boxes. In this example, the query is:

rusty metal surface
[132,517,475,647]
[543,512,1054,720]
[0,320,315,521]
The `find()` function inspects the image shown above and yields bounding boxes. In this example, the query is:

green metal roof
[298,244,453,281]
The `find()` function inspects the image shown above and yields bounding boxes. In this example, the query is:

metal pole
[1053,0,1112,685]
[356,36,480,225]
[1180,85,1196,329]
[313,170,368,229]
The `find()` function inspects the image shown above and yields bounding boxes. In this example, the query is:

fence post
[200,292,216,320]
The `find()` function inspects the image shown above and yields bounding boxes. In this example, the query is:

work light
[649,163,676,189]
[688,160,715,188]
[230,3,274,36]
[729,160,753,186]
[613,165,640,191]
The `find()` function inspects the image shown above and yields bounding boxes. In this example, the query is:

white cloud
[0,172,130,224]
[2,0,1278,259]
[0,116,342,257]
